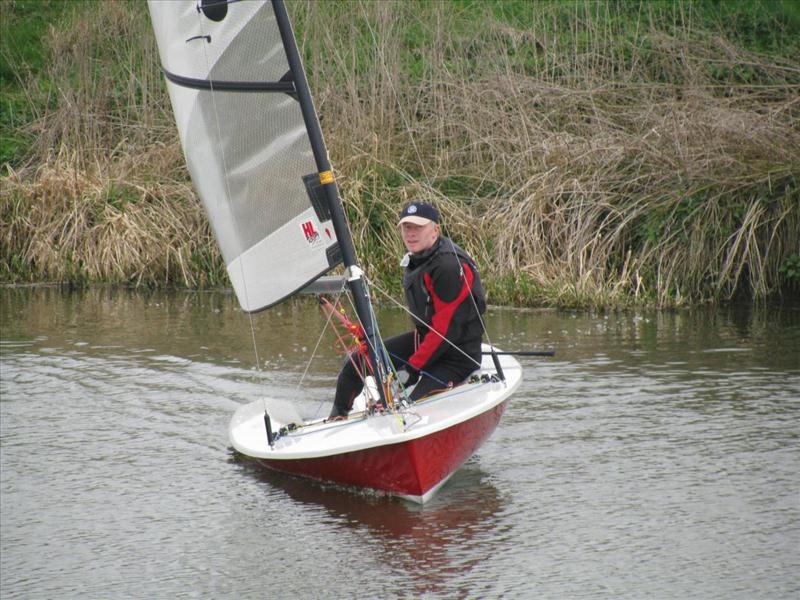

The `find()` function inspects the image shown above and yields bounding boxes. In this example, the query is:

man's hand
[396,366,419,387]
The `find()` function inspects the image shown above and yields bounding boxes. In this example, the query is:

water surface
[1,287,798,598]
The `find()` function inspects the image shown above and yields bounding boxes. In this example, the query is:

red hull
[257,400,507,499]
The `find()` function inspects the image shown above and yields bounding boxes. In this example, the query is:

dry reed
[2,0,798,306]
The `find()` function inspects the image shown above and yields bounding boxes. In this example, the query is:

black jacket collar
[407,237,443,269]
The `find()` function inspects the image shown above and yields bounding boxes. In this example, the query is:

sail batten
[162,69,296,94]
[149,0,341,312]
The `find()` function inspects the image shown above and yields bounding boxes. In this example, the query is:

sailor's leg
[383,331,416,369]
[408,353,481,402]
[329,354,364,418]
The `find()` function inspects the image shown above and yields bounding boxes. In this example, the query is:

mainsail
[151,0,391,406]
[149,0,341,312]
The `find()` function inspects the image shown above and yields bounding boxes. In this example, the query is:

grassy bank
[2,0,799,307]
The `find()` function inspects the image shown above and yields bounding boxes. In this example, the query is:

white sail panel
[148,0,341,312]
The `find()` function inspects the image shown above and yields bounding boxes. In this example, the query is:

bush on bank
[2,0,799,307]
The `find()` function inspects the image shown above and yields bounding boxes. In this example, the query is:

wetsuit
[330,236,486,416]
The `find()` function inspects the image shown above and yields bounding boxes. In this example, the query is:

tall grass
[2,0,799,306]
[301,0,800,305]
[1,1,220,287]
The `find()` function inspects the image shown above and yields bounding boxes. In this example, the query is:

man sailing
[329,201,486,418]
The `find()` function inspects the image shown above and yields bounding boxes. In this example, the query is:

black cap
[398,201,440,225]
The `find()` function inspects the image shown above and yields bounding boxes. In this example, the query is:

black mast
[272,0,390,407]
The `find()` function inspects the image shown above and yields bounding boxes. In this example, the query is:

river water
[1,286,798,599]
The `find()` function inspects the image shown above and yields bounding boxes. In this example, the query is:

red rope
[319,297,372,377]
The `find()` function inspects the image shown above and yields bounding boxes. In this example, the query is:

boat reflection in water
[233,453,506,596]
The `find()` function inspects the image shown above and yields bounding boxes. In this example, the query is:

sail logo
[301,220,322,247]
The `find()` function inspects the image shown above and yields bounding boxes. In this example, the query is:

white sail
[148,0,341,312]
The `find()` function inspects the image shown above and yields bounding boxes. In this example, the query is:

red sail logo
[301,220,319,244]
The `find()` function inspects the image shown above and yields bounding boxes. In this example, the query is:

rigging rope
[297,281,347,418]
[339,281,406,407]
[366,276,482,369]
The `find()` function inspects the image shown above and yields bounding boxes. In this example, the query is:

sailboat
[148,0,522,503]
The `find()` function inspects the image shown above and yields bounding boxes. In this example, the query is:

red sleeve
[407,260,475,371]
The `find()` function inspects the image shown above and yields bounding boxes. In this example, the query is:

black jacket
[402,236,486,371]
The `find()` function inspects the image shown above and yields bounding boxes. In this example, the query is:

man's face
[401,221,440,254]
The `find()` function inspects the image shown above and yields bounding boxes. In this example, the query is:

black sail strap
[163,69,296,96]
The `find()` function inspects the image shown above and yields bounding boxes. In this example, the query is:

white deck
[229,348,522,461]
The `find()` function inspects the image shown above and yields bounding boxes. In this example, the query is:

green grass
[1,1,74,165]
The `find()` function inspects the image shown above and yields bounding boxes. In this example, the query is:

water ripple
[2,290,798,599]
